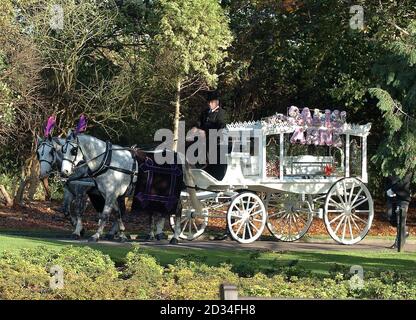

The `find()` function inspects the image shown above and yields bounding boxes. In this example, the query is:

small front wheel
[169,199,209,241]
[227,192,266,244]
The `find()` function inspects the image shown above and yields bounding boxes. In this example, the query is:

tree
[0,0,50,203]
[370,21,416,179]
[148,0,232,150]
[220,0,415,122]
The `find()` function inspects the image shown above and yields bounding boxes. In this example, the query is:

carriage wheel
[265,193,314,242]
[227,192,266,244]
[324,177,374,245]
[169,199,209,241]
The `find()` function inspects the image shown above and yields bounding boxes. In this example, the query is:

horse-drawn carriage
[171,107,374,245]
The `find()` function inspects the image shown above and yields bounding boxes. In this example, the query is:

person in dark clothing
[385,171,413,249]
[197,91,226,133]
[190,91,230,241]
[191,90,227,181]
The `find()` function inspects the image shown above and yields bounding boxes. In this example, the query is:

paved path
[58,237,416,252]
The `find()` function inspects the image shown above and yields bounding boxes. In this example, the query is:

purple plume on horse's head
[44,116,56,137]
[75,114,87,134]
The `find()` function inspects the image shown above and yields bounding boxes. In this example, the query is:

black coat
[386,172,414,202]
[198,107,226,132]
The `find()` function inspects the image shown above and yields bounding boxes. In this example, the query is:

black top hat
[206,90,220,101]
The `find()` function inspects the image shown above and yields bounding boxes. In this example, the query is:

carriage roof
[226,118,372,137]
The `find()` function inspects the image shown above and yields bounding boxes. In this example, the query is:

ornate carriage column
[345,134,350,178]
[343,123,372,182]
[361,133,368,183]
[279,133,284,180]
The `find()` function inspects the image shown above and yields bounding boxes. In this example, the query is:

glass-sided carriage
[171,108,374,245]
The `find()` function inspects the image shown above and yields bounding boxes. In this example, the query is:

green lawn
[1,232,415,276]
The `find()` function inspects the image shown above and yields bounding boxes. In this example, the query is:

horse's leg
[145,214,156,241]
[105,198,127,241]
[170,206,182,245]
[116,197,128,242]
[89,197,114,242]
[62,187,74,221]
[106,219,119,241]
[72,186,88,239]
[155,214,166,240]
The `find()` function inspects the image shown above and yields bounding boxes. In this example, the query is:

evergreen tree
[370,21,416,179]
[148,0,232,150]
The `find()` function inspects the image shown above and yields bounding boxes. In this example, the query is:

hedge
[0,246,415,300]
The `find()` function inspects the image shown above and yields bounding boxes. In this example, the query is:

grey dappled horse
[61,134,139,242]
[60,133,202,244]
[36,134,106,239]
[36,136,80,218]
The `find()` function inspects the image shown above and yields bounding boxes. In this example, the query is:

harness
[63,139,184,210]
[62,140,81,167]
[64,139,138,188]
[36,141,56,167]
[87,141,138,185]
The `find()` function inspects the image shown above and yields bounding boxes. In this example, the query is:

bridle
[62,139,83,168]
[62,137,107,174]
[36,140,56,168]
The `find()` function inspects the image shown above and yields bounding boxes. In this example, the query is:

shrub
[121,247,164,299]
[232,261,261,277]
[1,246,119,280]
[0,246,121,299]
[162,259,239,300]
[1,246,416,300]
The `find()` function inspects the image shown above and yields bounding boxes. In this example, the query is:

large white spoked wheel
[265,193,314,242]
[169,199,209,241]
[227,192,267,244]
[324,177,374,245]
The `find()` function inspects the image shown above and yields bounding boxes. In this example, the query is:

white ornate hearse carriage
[170,107,374,245]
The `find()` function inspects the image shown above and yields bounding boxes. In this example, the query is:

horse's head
[37,115,59,178]
[36,135,58,179]
[61,115,88,177]
[61,130,84,177]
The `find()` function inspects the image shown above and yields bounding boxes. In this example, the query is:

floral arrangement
[264,106,347,146]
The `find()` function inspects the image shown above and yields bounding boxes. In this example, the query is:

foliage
[1,0,416,197]
[153,0,232,87]
[0,246,121,299]
[1,246,416,300]
[370,21,416,179]
[162,259,239,299]
[145,0,232,148]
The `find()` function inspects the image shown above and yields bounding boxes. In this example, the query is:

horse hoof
[71,233,81,240]
[104,234,115,241]
[88,235,99,243]
[169,238,179,245]
[144,235,155,241]
[155,233,167,241]
[119,235,128,243]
